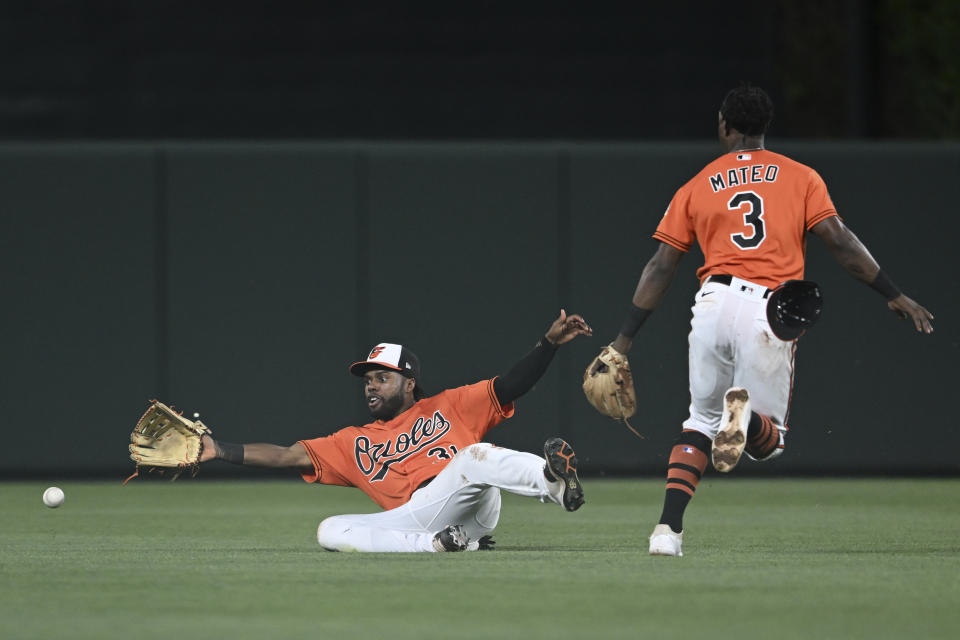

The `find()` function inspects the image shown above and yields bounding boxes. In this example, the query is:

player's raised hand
[546,309,593,345]
[887,294,934,334]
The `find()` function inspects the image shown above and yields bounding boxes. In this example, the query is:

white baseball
[43,486,64,508]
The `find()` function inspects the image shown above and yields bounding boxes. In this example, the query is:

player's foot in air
[712,387,751,472]
[648,524,683,557]
[432,524,469,552]
[543,437,585,511]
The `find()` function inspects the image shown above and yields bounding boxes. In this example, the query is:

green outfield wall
[1,142,955,476]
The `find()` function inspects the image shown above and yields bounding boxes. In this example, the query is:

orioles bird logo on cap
[368,346,386,359]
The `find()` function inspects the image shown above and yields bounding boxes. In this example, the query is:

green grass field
[2,477,957,639]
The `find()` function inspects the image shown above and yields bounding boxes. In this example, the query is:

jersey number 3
[728,191,766,250]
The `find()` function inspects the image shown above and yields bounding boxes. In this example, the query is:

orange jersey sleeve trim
[805,209,839,230]
[298,440,326,484]
[652,231,691,252]
[486,377,515,419]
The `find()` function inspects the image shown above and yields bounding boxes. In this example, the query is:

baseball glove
[124,400,211,484]
[582,346,642,438]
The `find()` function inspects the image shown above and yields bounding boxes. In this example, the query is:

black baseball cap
[349,343,425,399]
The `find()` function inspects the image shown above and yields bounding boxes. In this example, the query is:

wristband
[538,336,559,350]
[869,270,901,301]
[619,305,653,338]
[216,441,244,465]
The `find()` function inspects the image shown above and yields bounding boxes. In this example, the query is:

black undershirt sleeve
[492,337,558,407]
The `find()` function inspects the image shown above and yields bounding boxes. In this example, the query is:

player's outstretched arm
[610,243,684,354]
[811,217,934,334]
[492,310,593,406]
[199,434,313,471]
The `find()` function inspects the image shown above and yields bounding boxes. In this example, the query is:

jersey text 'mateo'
[653,149,839,288]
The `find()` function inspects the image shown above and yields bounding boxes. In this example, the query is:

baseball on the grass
[43,486,64,508]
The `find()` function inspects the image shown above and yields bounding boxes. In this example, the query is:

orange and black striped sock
[745,412,780,459]
[658,430,711,533]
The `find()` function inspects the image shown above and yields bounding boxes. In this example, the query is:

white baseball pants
[682,276,796,445]
[315,443,566,552]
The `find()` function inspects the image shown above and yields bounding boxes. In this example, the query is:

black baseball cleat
[543,437,585,512]
[432,524,469,552]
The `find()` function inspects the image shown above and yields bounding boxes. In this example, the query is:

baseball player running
[198,310,592,552]
[593,84,933,557]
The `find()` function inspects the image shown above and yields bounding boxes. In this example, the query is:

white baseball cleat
[712,387,751,472]
[649,524,683,557]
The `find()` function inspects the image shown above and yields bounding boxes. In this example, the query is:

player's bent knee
[449,443,489,468]
[460,443,488,455]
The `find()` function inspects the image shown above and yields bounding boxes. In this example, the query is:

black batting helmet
[766,280,823,341]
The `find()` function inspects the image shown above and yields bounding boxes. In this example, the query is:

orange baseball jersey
[653,149,839,289]
[298,379,514,510]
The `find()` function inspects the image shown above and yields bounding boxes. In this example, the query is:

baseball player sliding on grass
[198,311,592,552]
[589,84,933,557]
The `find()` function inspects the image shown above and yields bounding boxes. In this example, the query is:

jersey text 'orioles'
[298,379,512,509]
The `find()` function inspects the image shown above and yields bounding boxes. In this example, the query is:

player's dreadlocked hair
[720,84,774,136]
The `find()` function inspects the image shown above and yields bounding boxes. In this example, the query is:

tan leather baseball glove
[583,345,642,438]
[124,400,211,484]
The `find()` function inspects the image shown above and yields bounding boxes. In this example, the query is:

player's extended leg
[650,429,712,556]
[316,507,453,553]
[414,440,583,529]
[650,281,736,556]
[315,471,505,553]
[315,441,582,553]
